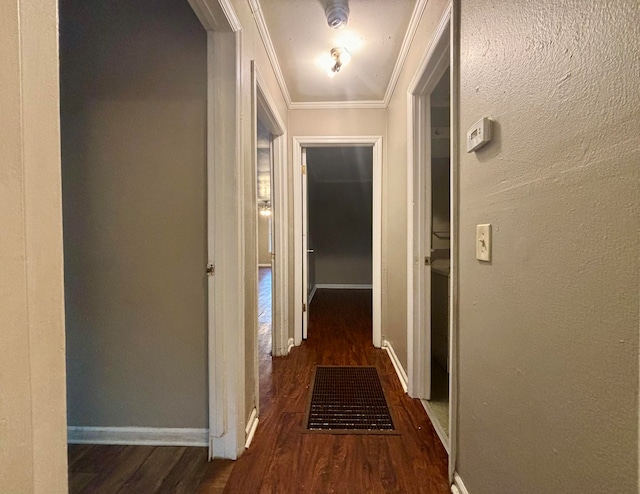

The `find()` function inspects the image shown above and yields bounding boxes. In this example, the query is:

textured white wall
[457,1,640,492]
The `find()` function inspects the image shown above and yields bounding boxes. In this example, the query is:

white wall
[456,1,640,492]
[0,0,68,491]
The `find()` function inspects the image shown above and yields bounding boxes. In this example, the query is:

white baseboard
[451,473,469,494]
[67,426,208,447]
[315,283,373,290]
[382,339,408,392]
[420,399,450,454]
[287,337,295,354]
[244,408,259,449]
[308,285,318,304]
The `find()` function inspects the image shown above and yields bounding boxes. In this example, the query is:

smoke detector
[325,0,349,29]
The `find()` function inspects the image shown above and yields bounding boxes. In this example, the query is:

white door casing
[254,65,289,358]
[301,148,309,339]
[189,0,245,460]
[406,1,458,479]
[293,136,382,348]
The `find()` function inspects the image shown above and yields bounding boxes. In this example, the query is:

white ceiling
[256,0,420,106]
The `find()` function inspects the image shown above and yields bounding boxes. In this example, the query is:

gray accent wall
[60,0,208,428]
[307,147,373,286]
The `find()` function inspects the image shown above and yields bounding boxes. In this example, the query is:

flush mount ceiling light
[329,47,351,75]
[325,0,349,29]
[259,201,272,217]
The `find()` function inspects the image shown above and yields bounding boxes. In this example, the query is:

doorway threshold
[420,399,450,454]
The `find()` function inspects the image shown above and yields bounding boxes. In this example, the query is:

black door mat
[305,366,397,434]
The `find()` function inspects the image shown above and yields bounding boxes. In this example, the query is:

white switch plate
[476,224,491,261]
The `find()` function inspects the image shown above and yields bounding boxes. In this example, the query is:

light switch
[476,224,491,261]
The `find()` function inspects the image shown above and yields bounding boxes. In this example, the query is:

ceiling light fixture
[259,201,272,217]
[325,0,349,29]
[329,47,351,74]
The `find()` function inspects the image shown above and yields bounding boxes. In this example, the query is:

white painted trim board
[315,284,373,290]
[67,427,208,447]
[383,340,408,393]
[451,473,469,494]
[244,408,259,449]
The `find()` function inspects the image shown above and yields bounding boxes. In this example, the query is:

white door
[301,147,309,339]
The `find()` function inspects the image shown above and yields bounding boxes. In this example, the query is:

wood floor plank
[77,445,155,494]
[117,446,186,493]
[69,445,125,474]
[67,444,95,470]
[156,446,209,494]
[196,459,235,494]
[68,472,95,494]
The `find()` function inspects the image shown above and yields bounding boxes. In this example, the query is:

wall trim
[383,340,408,392]
[258,263,271,268]
[254,64,290,359]
[309,285,318,304]
[244,408,259,449]
[451,473,469,494]
[382,0,429,107]
[315,284,373,290]
[67,427,208,447]
[248,0,292,107]
[289,100,387,110]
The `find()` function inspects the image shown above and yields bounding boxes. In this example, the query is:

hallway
[224,286,449,493]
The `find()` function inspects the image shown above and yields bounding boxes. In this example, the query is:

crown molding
[289,99,387,110]
[383,0,429,107]
[248,0,293,107]
[219,0,242,32]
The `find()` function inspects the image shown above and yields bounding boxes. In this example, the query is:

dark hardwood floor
[67,270,448,493]
[67,444,233,493]
[224,285,449,493]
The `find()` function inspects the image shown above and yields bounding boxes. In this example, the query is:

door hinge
[206,263,215,276]
[302,303,306,312]
[301,164,306,175]
[424,257,431,266]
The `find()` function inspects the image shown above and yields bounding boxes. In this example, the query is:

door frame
[406,0,458,472]
[293,136,382,348]
[252,63,289,359]
[188,0,246,460]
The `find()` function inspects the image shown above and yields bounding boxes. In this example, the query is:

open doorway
[304,147,373,327]
[256,116,274,400]
[427,67,451,439]
[407,5,455,459]
[293,136,382,348]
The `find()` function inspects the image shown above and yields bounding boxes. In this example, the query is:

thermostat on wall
[466,117,492,153]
